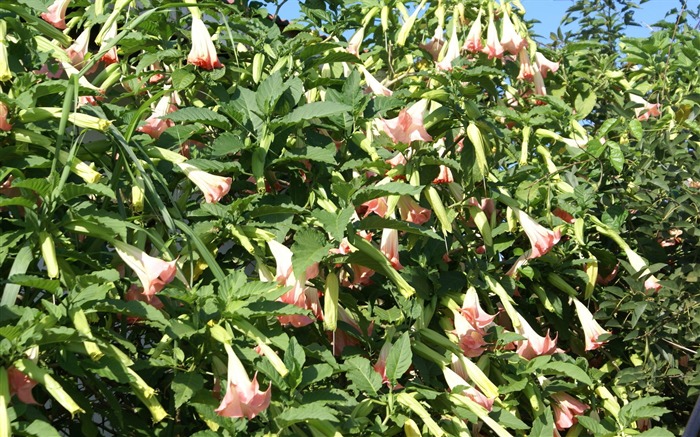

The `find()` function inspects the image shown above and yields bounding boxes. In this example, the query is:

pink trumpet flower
[461,287,496,330]
[267,240,321,327]
[100,22,119,65]
[373,340,392,385]
[514,312,560,360]
[360,196,389,218]
[623,246,662,291]
[65,28,91,67]
[437,22,461,71]
[462,10,484,53]
[515,209,561,259]
[421,24,445,61]
[573,299,610,351]
[8,367,38,404]
[517,48,534,82]
[499,11,525,55]
[551,393,588,430]
[177,162,232,203]
[41,0,71,30]
[188,16,223,70]
[380,228,403,270]
[361,67,392,96]
[386,152,407,168]
[482,14,504,59]
[397,196,431,225]
[453,309,488,358]
[433,165,454,184]
[137,93,177,139]
[630,94,661,121]
[533,68,547,97]
[443,367,494,411]
[380,100,433,144]
[113,241,177,298]
[0,102,11,131]
[215,345,272,419]
[535,52,559,78]
[331,306,363,355]
[347,28,365,55]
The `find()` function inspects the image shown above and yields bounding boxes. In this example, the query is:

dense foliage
[0,0,699,436]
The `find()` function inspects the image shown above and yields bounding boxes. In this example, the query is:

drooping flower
[551,392,588,431]
[535,52,559,78]
[100,22,119,65]
[386,152,407,168]
[482,14,504,59]
[380,228,403,270]
[453,309,488,358]
[113,241,177,298]
[379,100,433,144]
[623,246,661,291]
[177,162,232,203]
[65,27,91,67]
[360,196,389,218]
[573,299,610,351]
[188,16,223,70]
[436,21,461,71]
[533,68,547,97]
[373,338,403,388]
[8,367,38,404]
[461,287,496,330]
[347,27,365,55]
[515,209,561,259]
[137,93,177,139]
[421,24,445,61]
[215,345,272,419]
[397,196,431,225]
[462,10,484,53]
[517,48,535,82]
[467,197,496,226]
[125,284,164,310]
[443,367,494,411]
[499,11,525,55]
[433,165,454,184]
[360,66,392,96]
[0,102,11,131]
[330,306,363,356]
[41,0,71,30]
[514,312,560,360]
[267,240,321,327]
[630,94,661,121]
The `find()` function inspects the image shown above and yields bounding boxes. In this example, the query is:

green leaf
[1,245,33,306]
[356,216,441,240]
[277,102,352,125]
[284,337,306,389]
[346,233,415,298]
[211,132,247,156]
[540,362,593,385]
[275,403,338,427]
[274,146,337,165]
[618,396,670,427]
[490,408,529,430]
[574,92,597,120]
[60,183,116,201]
[344,356,382,396]
[312,207,354,242]
[629,118,643,140]
[527,407,554,437]
[171,69,196,91]
[384,332,412,384]
[256,71,285,115]
[172,372,204,409]
[637,428,674,437]
[353,182,423,205]
[24,420,61,437]
[8,274,60,294]
[165,107,231,130]
[608,141,624,173]
[291,229,332,281]
[11,178,51,196]
[577,416,615,436]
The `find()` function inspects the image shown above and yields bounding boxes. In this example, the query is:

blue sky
[276,0,677,40]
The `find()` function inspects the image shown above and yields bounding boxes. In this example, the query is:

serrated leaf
[312,207,354,242]
[60,183,116,201]
[385,332,412,384]
[277,102,352,125]
[256,71,285,115]
[528,407,554,437]
[357,216,441,240]
[211,132,247,156]
[92,300,169,329]
[291,229,332,281]
[275,403,338,427]
[165,107,231,130]
[353,182,423,205]
[344,356,382,396]
[8,274,60,294]
[274,146,336,165]
[618,396,670,427]
[11,178,51,196]
[540,362,592,385]
[172,372,204,409]
[0,197,35,208]
[637,428,674,437]
[171,69,196,91]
